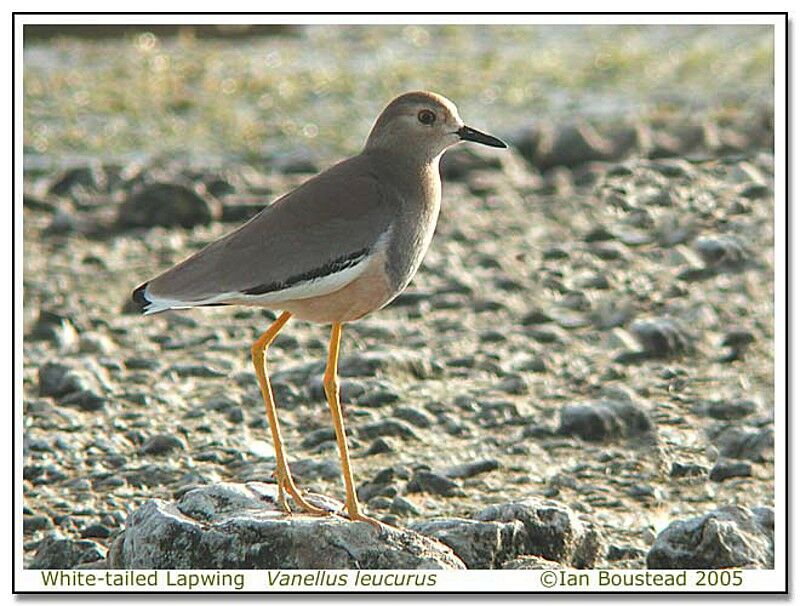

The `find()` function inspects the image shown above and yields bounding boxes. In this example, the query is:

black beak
[457,125,507,148]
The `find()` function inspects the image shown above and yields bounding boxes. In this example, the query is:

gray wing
[140,154,394,308]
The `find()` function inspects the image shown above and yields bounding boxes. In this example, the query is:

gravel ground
[22,109,774,568]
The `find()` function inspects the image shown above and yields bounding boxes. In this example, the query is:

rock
[608,544,647,562]
[79,332,117,355]
[521,308,553,326]
[339,351,439,380]
[558,399,654,442]
[409,518,524,569]
[440,144,505,180]
[357,466,409,502]
[700,399,758,420]
[48,164,107,196]
[501,555,562,569]
[60,389,106,412]
[738,182,771,199]
[583,225,615,243]
[712,426,773,462]
[23,514,54,534]
[38,361,106,410]
[31,536,106,569]
[646,506,773,569]
[226,406,245,424]
[203,174,237,198]
[542,246,569,260]
[168,363,228,378]
[117,182,218,229]
[124,357,161,371]
[720,330,756,349]
[139,434,186,456]
[221,198,267,222]
[442,459,500,479]
[108,482,465,569]
[670,461,709,478]
[533,121,615,170]
[29,310,79,350]
[291,459,342,481]
[364,437,397,456]
[43,209,86,236]
[357,419,420,441]
[407,470,463,497]
[390,496,420,516]
[626,318,693,358]
[710,459,752,482]
[695,235,748,271]
[475,499,604,568]
[392,406,435,429]
[301,427,336,449]
[81,523,113,539]
[272,151,320,175]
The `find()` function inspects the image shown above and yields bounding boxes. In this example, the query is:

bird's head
[365,91,506,160]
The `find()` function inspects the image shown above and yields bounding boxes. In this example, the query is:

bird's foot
[273,470,331,517]
[341,507,390,531]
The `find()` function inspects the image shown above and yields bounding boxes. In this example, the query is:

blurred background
[24,24,773,169]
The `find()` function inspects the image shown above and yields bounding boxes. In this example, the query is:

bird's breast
[383,176,442,293]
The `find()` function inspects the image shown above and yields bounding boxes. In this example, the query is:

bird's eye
[417,109,436,125]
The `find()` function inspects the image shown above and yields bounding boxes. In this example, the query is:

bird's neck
[363,147,442,194]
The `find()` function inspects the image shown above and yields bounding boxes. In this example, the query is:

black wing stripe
[242,247,371,296]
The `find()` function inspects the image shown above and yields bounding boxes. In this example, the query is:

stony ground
[22,108,775,569]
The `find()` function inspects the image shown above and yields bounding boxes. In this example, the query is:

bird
[132,91,507,527]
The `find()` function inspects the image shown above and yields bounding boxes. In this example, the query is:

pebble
[60,389,106,412]
[669,461,709,478]
[301,427,336,449]
[38,362,89,398]
[167,363,228,378]
[124,357,161,371]
[628,318,693,358]
[366,496,393,510]
[695,235,748,270]
[226,406,244,424]
[647,506,772,568]
[738,182,771,199]
[710,459,752,482]
[80,523,112,539]
[117,182,218,229]
[407,470,464,497]
[364,437,397,456]
[390,496,421,516]
[475,499,604,568]
[701,399,758,420]
[392,406,435,429]
[712,426,773,462]
[532,121,615,170]
[356,419,420,441]
[559,399,654,442]
[31,536,106,569]
[356,481,398,503]
[139,434,186,456]
[443,459,500,479]
[48,164,107,196]
[410,518,524,569]
[501,555,562,569]
[23,515,54,534]
[607,544,646,561]
[721,330,756,349]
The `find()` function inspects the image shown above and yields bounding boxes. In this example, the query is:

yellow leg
[323,323,383,529]
[251,311,327,516]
